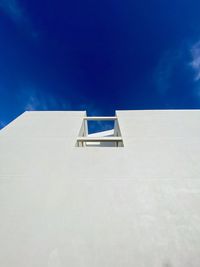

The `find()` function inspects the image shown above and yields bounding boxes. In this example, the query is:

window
[76,116,124,147]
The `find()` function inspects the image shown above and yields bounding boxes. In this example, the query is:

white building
[0,110,200,267]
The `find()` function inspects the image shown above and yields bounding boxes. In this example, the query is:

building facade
[0,110,200,266]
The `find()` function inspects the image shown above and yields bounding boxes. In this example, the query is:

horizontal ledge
[83,116,117,121]
[77,137,123,142]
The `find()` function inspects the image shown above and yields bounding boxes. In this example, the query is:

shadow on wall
[163,261,173,267]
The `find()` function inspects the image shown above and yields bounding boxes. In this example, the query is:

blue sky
[1,0,200,128]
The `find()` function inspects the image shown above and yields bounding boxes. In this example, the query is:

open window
[76,116,124,147]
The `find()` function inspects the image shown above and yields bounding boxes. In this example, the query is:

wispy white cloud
[22,87,106,119]
[154,50,182,96]
[0,0,25,23]
[190,41,200,81]
[189,40,200,100]
[154,42,200,105]
[0,0,38,39]
[0,120,6,129]
[19,87,72,111]
[25,95,47,111]
[154,51,174,95]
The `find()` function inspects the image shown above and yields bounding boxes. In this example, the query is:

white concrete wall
[0,110,200,267]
